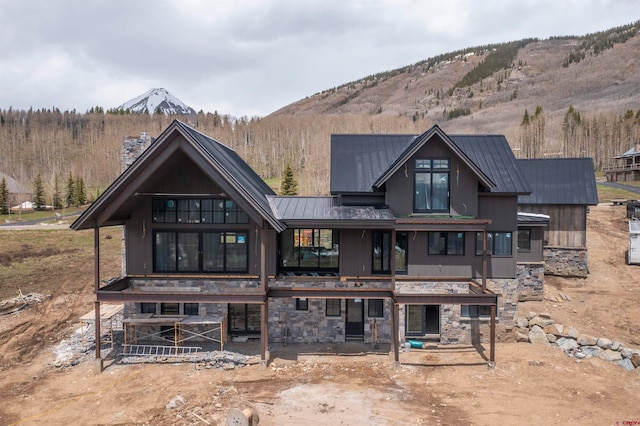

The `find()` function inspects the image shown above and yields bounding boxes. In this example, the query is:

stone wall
[544,247,588,277]
[516,262,545,301]
[515,311,640,372]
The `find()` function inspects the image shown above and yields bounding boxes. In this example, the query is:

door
[228,304,261,335]
[345,299,364,338]
[405,305,440,336]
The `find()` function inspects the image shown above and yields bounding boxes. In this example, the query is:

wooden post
[392,303,400,368]
[390,230,396,292]
[260,301,269,368]
[94,224,101,360]
[482,229,487,291]
[490,304,496,363]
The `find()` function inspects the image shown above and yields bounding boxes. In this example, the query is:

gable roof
[71,120,284,231]
[330,125,530,195]
[615,145,640,159]
[517,158,598,205]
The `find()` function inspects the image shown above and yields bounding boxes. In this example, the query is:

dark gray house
[73,120,541,368]
[517,158,598,277]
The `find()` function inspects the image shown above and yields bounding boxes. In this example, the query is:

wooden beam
[490,304,496,363]
[482,229,487,291]
[392,303,400,366]
[260,301,268,367]
[94,224,101,360]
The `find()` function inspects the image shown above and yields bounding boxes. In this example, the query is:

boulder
[528,325,550,346]
[546,334,558,343]
[581,346,602,358]
[543,323,564,336]
[620,347,635,358]
[563,326,579,338]
[617,358,636,372]
[515,318,529,329]
[631,353,640,368]
[577,334,597,346]
[515,331,529,343]
[537,312,552,319]
[557,337,579,352]
[596,337,612,350]
[529,316,554,328]
[611,341,622,351]
[599,349,622,362]
[526,311,538,320]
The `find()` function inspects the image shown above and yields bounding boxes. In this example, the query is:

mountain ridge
[116,88,196,115]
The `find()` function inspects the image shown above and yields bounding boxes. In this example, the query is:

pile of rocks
[515,311,640,372]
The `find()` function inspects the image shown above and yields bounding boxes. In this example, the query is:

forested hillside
[2,21,640,202]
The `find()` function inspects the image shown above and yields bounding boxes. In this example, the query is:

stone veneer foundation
[544,247,589,277]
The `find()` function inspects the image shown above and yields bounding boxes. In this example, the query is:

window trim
[461,305,492,318]
[475,231,513,256]
[413,158,450,213]
[295,298,309,311]
[368,299,384,318]
[152,197,249,224]
[326,299,341,317]
[278,228,340,273]
[428,231,465,256]
[517,228,532,253]
[372,231,409,275]
[153,230,249,273]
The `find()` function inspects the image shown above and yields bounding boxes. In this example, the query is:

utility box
[628,221,640,265]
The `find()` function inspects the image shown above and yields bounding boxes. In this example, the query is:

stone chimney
[122,132,154,171]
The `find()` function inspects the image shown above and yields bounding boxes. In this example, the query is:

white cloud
[0,0,637,116]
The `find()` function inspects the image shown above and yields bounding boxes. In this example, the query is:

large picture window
[428,232,465,255]
[372,231,408,274]
[152,198,248,224]
[154,231,248,273]
[279,228,339,272]
[414,159,449,213]
[475,232,513,256]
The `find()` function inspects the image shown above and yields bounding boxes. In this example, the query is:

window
[461,305,492,318]
[295,298,308,311]
[475,232,513,256]
[326,299,341,317]
[184,303,199,315]
[279,229,339,271]
[154,231,248,273]
[372,232,408,274]
[368,299,384,318]
[428,232,465,255]
[517,229,531,253]
[152,198,248,224]
[414,159,449,212]
[161,302,180,315]
[140,303,156,314]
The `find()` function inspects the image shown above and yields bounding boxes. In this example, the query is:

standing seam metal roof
[516,158,598,205]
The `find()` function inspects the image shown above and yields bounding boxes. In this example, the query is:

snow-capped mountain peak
[117,88,196,115]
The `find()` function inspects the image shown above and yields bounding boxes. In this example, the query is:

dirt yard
[0,204,639,425]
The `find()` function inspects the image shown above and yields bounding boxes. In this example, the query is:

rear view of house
[74,120,586,369]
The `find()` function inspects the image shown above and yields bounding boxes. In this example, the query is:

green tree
[0,178,8,215]
[280,163,298,196]
[33,174,46,210]
[75,176,86,206]
[65,172,75,208]
[52,175,62,210]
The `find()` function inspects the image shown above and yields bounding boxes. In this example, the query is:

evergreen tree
[33,174,46,210]
[52,175,62,210]
[280,163,298,196]
[65,172,75,208]
[75,176,86,206]
[0,178,8,215]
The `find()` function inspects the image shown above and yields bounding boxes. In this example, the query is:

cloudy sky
[1,0,637,117]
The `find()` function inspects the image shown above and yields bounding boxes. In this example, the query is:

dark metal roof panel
[330,134,414,193]
[517,158,598,205]
[268,196,396,222]
[450,135,531,194]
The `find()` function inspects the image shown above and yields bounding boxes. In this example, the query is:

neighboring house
[603,144,640,182]
[0,171,31,211]
[517,158,599,277]
[73,120,537,368]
